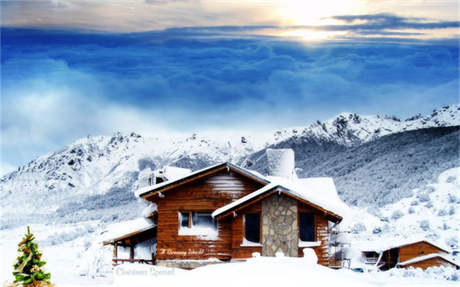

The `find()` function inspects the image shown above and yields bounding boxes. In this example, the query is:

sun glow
[272,0,366,40]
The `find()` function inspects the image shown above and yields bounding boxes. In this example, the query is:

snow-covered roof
[102,218,156,245]
[267,176,348,218]
[359,237,450,253]
[136,161,347,221]
[212,183,279,217]
[158,166,192,181]
[212,176,347,221]
[397,253,459,268]
[135,162,269,198]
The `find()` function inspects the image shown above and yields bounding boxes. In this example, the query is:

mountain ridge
[1,104,459,227]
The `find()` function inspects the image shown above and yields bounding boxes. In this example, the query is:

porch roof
[102,218,156,246]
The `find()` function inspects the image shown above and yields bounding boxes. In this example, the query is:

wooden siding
[297,202,330,266]
[230,202,262,259]
[402,257,458,270]
[399,242,448,263]
[155,170,264,261]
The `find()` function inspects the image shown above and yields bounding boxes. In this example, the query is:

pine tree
[11,226,52,287]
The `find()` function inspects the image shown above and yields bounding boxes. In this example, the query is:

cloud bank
[1,27,459,172]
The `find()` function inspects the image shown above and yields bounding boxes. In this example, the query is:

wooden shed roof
[360,239,450,253]
[397,253,459,268]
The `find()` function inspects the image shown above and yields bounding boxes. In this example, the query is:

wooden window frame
[179,211,193,228]
[179,211,216,229]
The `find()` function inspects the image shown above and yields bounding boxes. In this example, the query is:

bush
[391,210,404,220]
[420,220,430,231]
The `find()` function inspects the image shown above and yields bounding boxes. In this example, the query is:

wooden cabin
[361,239,459,271]
[104,159,347,269]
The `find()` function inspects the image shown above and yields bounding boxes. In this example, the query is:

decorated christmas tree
[11,226,52,287]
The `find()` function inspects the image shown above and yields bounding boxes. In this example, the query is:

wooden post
[130,245,134,260]
[113,243,118,258]
[113,243,118,266]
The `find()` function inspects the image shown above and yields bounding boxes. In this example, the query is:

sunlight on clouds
[276,0,367,26]
[2,0,457,38]
[278,29,347,42]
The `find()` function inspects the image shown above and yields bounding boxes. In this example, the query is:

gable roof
[212,176,346,223]
[397,253,459,268]
[360,238,450,253]
[136,162,269,199]
[135,162,347,222]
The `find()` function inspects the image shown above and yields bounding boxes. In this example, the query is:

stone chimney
[266,148,296,179]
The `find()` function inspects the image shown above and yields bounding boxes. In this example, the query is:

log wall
[297,202,331,266]
[231,203,263,258]
[155,170,263,261]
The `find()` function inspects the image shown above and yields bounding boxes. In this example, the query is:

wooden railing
[112,258,156,265]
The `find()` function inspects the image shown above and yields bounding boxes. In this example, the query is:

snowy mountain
[1,105,459,228]
[272,105,459,145]
[0,131,267,227]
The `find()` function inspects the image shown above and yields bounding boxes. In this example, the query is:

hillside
[242,126,460,206]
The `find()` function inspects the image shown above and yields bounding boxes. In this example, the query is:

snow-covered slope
[343,167,460,260]
[0,132,267,227]
[242,125,460,207]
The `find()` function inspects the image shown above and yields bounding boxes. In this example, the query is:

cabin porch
[103,225,157,266]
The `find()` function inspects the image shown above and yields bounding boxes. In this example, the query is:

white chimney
[266,148,296,179]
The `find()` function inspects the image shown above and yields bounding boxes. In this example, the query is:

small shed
[361,239,459,270]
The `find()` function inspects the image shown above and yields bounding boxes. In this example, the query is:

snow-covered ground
[1,106,459,286]
[1,167,459,286]
[4,246,458,286]
[111,256,459,287]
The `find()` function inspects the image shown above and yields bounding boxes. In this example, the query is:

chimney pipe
[266,148,296,179]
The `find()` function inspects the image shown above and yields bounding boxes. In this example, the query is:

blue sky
[1,1,459,174]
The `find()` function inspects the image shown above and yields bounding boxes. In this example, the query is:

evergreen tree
[12,226,52,287]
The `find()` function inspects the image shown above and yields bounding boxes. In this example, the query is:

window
[193,212,216,228]
[299,213,315,241]
[178,211,218,237]
[244,213,260,243]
